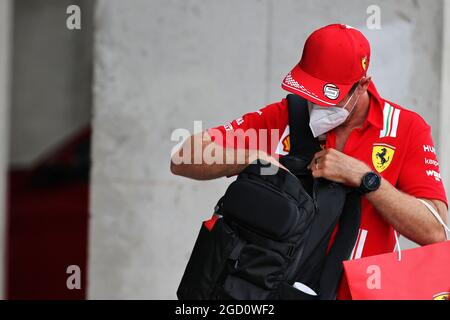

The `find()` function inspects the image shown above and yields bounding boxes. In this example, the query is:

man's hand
[307,148,371,187]
[306,149,448,245]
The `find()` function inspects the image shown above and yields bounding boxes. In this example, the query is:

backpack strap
[286,94,321,158]
[284,94,361,300]
[281,94,321,175]
[318,190,361,300]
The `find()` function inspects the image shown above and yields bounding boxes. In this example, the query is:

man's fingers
[311,168,323,178]
[308,148,337,171]
[313,149,327,160]
[308,159,319,171]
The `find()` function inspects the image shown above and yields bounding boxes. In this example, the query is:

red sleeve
[397,119,448,208]
[207,99,288,156]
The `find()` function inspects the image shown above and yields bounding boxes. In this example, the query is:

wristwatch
[358,171,381,194]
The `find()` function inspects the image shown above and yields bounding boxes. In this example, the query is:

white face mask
[309,90,360,138]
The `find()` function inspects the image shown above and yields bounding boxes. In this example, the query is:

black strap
[293,180,347,290]
[281,95,321,176]
[286,94,321,159]
[285,94,362,300]
[318,191,361,300]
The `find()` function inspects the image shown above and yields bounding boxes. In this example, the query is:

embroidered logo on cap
[323,84,340,100]
[362,56,368,71]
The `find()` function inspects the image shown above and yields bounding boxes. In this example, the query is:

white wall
[0,0,12,300]
[440,0,450,204]
[10,0,93,167]
[89,0,445,299]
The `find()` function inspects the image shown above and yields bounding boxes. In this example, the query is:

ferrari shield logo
[362,56,368,71]
[372,144,395,173]
[282,135,290,153]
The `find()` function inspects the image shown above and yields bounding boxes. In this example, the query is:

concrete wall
[89,0,446,299]
[440,0,450,203]
[10,0,93,167]
[0,0,12,300]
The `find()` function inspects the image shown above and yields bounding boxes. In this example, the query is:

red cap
[281,24,370,106]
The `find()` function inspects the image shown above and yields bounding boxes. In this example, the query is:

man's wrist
[351,164,372,187]
[357,170,382,194]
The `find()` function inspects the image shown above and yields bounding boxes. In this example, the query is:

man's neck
[339,92,370,130]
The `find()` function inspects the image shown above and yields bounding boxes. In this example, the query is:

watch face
[365,172,380,190]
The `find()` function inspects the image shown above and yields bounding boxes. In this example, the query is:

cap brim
[281,64,353,106]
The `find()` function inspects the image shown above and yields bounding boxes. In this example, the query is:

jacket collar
[364,80,384,130]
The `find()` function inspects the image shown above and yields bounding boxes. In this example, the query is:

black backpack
[176,94,361,300]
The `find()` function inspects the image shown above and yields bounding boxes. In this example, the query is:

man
[171,24,448,299]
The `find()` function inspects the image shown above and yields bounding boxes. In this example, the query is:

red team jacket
[207,81,448,299]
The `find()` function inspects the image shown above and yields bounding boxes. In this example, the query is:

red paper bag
[343,240,450,300]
